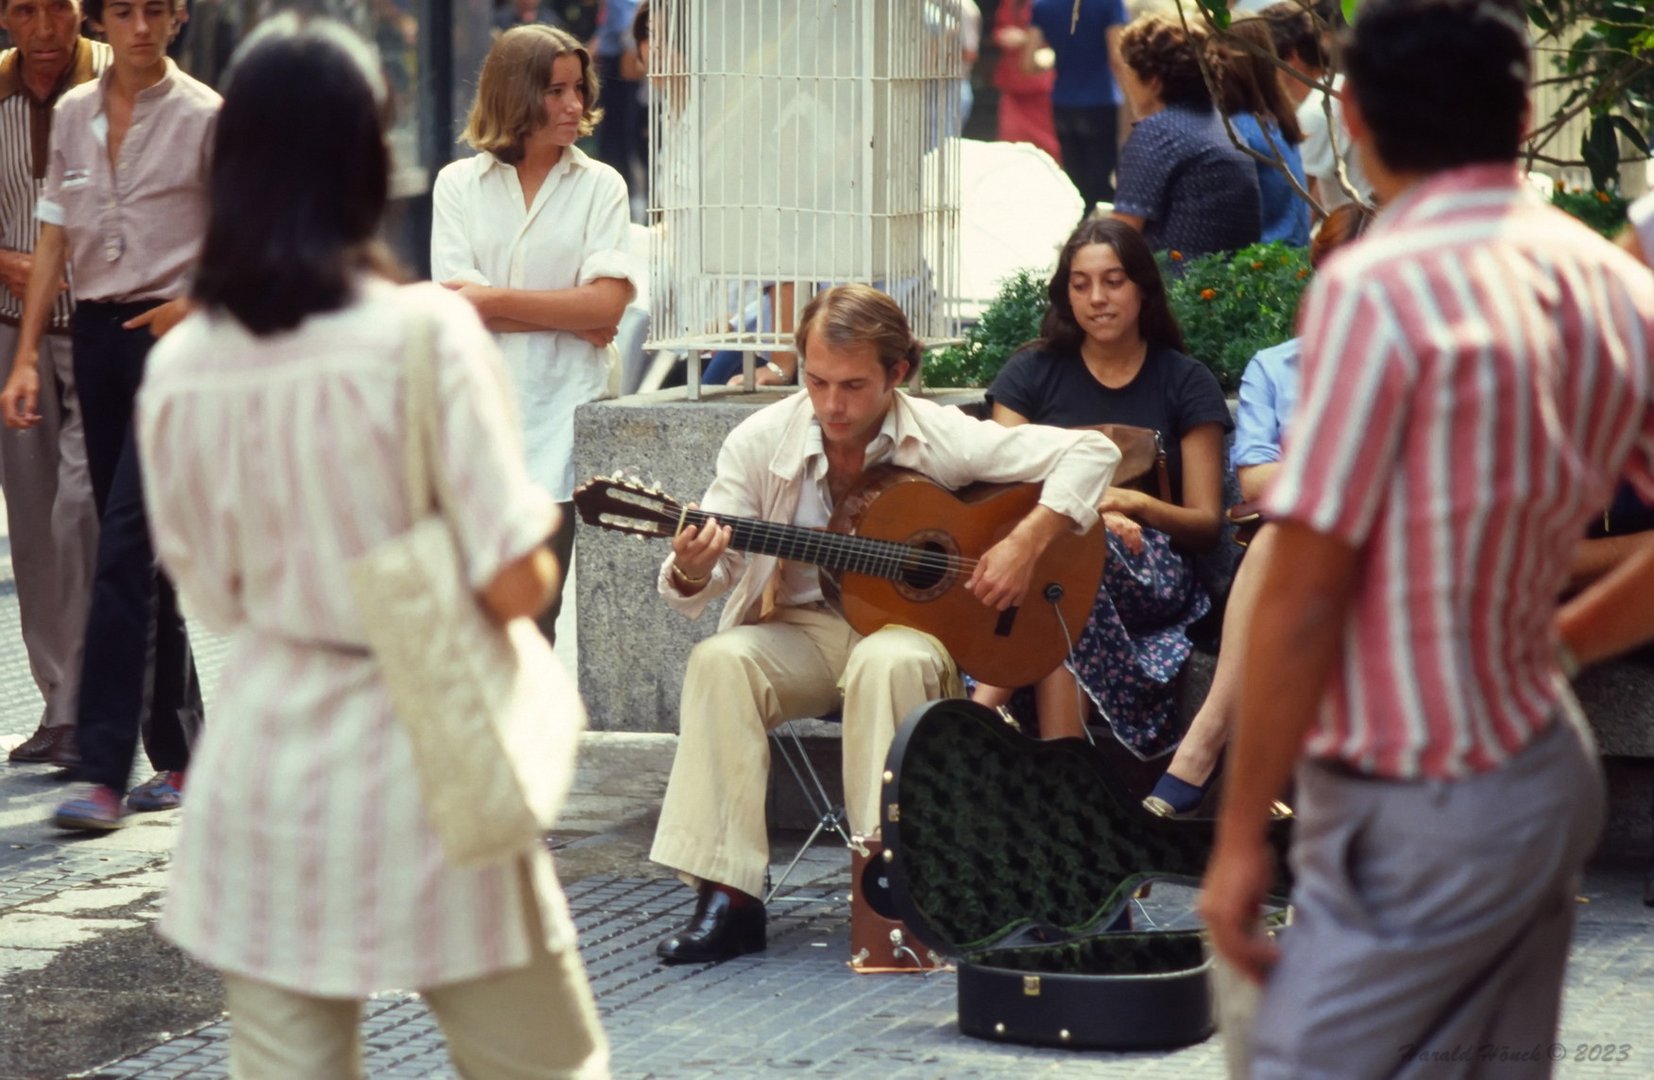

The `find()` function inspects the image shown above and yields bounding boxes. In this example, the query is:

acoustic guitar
[573,466,1108,687]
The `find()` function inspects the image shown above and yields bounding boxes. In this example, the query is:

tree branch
[1177,7,1336,220]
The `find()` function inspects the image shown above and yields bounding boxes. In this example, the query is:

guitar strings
[682,507,982,577]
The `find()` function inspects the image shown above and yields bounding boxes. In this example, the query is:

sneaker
[53,785,127,831]
[126,770,186,812]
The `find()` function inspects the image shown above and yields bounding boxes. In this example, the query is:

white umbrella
[953,138,1084,319]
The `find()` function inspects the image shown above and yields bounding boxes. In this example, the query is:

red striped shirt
[1266,164,1654,780]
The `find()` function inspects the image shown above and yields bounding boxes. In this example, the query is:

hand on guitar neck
[669,507,732,596]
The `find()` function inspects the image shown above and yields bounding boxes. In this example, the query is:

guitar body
[822,467,1107,687]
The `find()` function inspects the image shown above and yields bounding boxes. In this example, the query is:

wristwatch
[764,361,787,381]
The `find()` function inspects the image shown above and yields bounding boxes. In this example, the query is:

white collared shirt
[431,144,638,500]
[780,411,900,606]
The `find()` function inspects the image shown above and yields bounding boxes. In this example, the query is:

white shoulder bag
[347,311,583,865]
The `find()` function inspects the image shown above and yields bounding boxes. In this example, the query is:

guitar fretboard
[682,507,946,581]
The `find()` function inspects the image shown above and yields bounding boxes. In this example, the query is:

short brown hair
[462,25,603,164]
[1118,15,1215,111]
[795,285,922,376]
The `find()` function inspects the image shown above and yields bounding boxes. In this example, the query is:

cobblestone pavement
[4,530,1654,1079]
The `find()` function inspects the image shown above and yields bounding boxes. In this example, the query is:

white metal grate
[647,0,965,395]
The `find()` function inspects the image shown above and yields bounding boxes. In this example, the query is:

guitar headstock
[572,474,685,539]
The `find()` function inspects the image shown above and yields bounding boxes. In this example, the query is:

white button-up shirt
[431,144,637,500]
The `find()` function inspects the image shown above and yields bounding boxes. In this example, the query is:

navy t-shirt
[1114,105,1262,258]
[988,344,1232,507]
[1030,0,1126,109]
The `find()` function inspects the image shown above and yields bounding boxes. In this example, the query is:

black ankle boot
[656,885,767,964]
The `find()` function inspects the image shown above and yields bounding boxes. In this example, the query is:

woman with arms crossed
[432,24,637,644]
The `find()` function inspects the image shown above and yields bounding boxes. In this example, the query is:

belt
[0,310,71,336]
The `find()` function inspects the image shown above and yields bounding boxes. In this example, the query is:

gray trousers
[1253,714,1605,1080]
[0,322,98,731]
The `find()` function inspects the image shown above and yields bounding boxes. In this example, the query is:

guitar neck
[682,507,914,580]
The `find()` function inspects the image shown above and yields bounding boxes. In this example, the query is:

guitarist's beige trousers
[650,603,962,899]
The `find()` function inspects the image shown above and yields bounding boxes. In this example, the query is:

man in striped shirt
[1201,1,1654,1076]
[0,0,108,766]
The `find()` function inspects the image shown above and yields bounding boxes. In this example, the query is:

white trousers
[0,323,97,730]
[650,604,962,898]
[222,933,609,1080]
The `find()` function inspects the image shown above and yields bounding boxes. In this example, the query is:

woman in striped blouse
[136,18,609,1078]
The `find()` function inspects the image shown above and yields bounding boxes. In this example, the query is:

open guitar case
[878,698,1293,1051]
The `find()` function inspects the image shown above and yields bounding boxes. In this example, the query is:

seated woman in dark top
[1112,14,1260,259]
[972,218,1230,758]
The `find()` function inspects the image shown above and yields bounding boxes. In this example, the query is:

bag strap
[401,311,439,519]
[402,310,475,546]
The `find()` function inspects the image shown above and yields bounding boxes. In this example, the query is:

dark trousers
[596,54,643,196]
[1053,104,1120,217]
[72,300,202,795]
[535,502,577,648]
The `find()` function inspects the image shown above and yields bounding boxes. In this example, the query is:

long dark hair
[1040,218,1186,355]
[193,16,402,335]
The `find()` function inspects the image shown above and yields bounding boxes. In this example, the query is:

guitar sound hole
[899,541,947,591]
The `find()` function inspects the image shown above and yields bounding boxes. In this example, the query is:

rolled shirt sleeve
[576,170,640,300]
[924,399,1119,533]
[1231,344,1289,468]
[36,122,65,226]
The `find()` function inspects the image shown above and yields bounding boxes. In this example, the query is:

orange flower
[1200,288,1216,301]
[1296,268,1309,279]
[1251,261,1265,270]
[1596,191,1611,204]
[1554,177,1565,190]
[1170,250,1184,262]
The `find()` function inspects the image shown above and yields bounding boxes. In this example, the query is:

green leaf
[1341,0,1360,24]
[1609,114,1651,157]
[1525,2,1552,32]
[1582,114,1620,193]
[1194,0,1231,31]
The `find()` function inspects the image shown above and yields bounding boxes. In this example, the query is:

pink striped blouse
[1265,164,1654,780]
[136,281,577,996]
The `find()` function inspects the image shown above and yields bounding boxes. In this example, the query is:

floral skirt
[1065,528,1209,759]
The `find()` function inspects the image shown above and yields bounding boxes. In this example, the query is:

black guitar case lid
[879,698,1292,1051]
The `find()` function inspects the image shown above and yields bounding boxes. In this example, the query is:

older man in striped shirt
[1202,1,1654,1077]
[0,0,108,766]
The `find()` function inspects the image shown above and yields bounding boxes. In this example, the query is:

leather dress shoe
[656,887,766,964]
[8,725,76,766]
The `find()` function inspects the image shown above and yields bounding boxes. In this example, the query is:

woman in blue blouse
[1220,17,1310,247]
[1145,203,1369,816]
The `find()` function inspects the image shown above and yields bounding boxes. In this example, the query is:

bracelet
[672,563,710,588]
[764,361,788,381]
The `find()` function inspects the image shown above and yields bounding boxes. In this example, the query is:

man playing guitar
[651,284,1119,963]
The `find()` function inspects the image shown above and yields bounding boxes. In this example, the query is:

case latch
[1022,975,1041,997]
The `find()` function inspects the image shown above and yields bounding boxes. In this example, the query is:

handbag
[1081,423,1173,503]
[347,311,583,865]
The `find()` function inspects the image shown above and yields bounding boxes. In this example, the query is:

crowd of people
[1,1,1652,1078]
